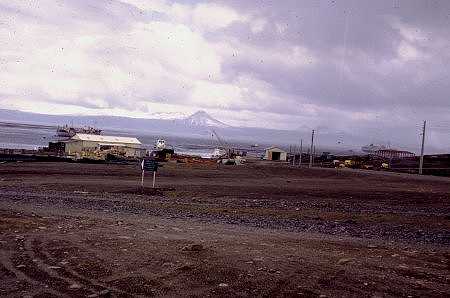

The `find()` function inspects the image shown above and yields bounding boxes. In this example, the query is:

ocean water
[0,123,55,150]
[0,122,264,158]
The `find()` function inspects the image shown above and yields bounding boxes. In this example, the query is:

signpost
[141,159,158,189]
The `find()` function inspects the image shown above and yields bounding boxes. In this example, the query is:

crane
[211,128,232,158]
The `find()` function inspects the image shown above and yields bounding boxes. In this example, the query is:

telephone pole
[309,130,315,168]
[299,139,303,167]
[419,120,426,175]
[291,145,295,166]
[313,145,316,166]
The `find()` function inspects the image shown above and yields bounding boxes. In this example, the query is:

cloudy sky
[1,0,449,151]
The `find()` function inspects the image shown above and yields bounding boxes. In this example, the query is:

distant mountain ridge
[149,111,189,120]
[0,109,230,129]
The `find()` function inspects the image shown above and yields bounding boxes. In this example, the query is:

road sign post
[141,159,159,189]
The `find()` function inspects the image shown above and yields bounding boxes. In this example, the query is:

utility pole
[299,139,303,167]
[309,130,315,168]
[289,145,292,165]
[419,120,426,175]
[291,145,295,166]
[313,145,316,166]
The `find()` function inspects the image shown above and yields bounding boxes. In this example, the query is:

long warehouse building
[64,133,145,158]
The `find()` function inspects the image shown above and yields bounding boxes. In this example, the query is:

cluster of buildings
[46,126,418,165]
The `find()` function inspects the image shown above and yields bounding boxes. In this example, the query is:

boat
[56,125,102,139]
[211,147,227,158]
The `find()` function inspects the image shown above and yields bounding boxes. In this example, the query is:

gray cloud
[217,0,450,108]
[1,0,449,152]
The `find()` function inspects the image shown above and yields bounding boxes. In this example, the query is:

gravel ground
[0,161,449,297]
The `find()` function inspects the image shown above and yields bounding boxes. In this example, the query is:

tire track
[32,237,134,297]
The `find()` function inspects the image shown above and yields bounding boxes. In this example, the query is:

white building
[64,134,144,158]
[264,147,287,161]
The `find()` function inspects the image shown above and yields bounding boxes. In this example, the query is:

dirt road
[1,161,449,297]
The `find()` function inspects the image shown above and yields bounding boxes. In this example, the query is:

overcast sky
[1,0,449,151]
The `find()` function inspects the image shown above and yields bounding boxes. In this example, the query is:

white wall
[264,148,287,161]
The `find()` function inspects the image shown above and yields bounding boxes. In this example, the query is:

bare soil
[0,161,449,297]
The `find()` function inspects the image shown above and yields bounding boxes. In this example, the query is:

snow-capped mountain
[147,111,229,128]
[181,111,230,128]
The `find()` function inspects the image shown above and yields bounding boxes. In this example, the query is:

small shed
[264,147,287,161]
